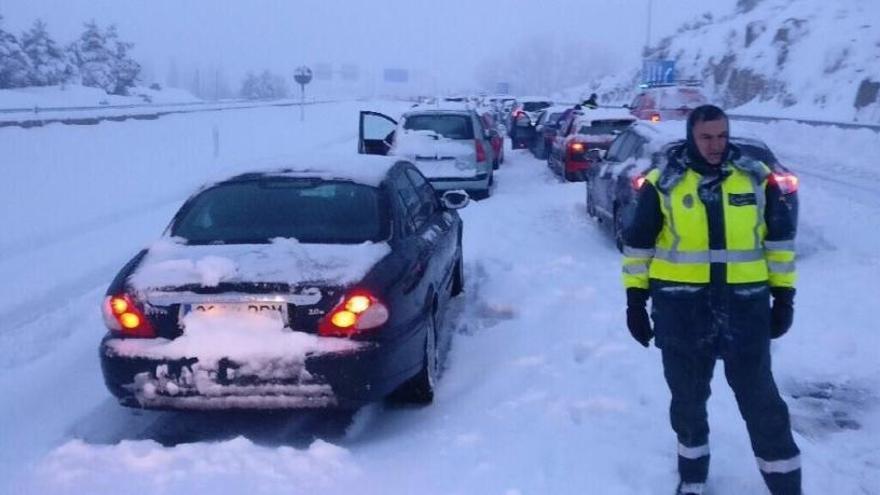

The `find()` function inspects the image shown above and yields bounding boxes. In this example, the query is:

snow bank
[0,84,200,109]
[34,437,360,494]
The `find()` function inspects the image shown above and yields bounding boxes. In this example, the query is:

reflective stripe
[623,264,648,275]
[655,248,765,264]
[661,192,682,252]
[768,261,796,273]
[752,176,766,251]
[765,240,795,251]
[623,246,655,258]
[678,442,710,459]
[757,454,801,474]
[678,483,705,495]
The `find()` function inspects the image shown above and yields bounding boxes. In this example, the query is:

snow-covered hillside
[1,101,879,494]
[564,0,880,123]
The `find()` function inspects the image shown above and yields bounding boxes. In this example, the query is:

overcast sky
[0,0,737,94]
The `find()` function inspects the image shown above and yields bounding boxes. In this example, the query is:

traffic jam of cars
[99,81,799,412]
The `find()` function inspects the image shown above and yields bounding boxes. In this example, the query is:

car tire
[613,206,624,253]
[585,181,595,218]
[451,255,464,296]
[389,310,438,405]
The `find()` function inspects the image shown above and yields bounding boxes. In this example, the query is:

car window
[617,134,643,161]
[172,179,386,244]
[403,114,474,140]
[522,101,551,112]
[578,119,634,136]
[405,168,437,218]
[392,171,425,233]
[605,133,632,162]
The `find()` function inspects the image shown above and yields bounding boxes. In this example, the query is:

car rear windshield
[403,114,474,139]
[171,179,387,244]
[522,101,552,112]
[578,119,634,135]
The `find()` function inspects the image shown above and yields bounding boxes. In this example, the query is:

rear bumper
[428,173,491,193]
[99,327,423,410]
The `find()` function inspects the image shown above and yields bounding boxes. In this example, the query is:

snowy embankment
[0,106,878,494]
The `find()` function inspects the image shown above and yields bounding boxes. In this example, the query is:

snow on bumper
[99,336,397,411]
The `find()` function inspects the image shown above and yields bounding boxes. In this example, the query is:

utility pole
[645,0,654,55]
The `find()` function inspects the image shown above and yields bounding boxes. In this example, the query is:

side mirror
[441,190,470,210]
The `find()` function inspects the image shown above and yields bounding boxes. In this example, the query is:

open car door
[359,111,398,155]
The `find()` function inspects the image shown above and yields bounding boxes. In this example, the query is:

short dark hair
[688,104,728,128]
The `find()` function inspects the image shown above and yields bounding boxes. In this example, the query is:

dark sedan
[100,157,468,410]
[585,123,799,250]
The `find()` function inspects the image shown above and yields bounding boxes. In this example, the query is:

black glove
[626,288,653,347]
[770,287,795,339]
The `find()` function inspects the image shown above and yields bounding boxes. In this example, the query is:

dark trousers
[662,346,801,494]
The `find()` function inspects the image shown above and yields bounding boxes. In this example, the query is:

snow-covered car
[359,107,496,200]
[585,122,799,250]
[547,108,636,182]
[627,82,708,122]
[99,157,468,411]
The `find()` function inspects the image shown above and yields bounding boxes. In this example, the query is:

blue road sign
[642,60,676,85]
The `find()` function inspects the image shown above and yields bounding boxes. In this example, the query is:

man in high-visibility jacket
[621,105,801,495]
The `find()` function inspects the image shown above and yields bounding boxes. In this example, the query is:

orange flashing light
[120,312,141,329]
[650,113,661,123]
[110,297,129,314]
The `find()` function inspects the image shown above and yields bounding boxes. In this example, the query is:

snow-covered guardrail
[0,98,341,129]
[727,113,880,133]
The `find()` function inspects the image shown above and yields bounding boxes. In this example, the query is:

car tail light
[631,174,647,190]
[650,113,661,123]
[319,291,389,337]
[769,172,799,194]
[102,294,155,338]
[568,142,586,161]
[475,140,486,162]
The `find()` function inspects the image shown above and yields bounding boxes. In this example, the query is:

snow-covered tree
[69,21,140,95]
[239,70,289,99]
[0,15,34,88]
[108,25,140,95]
[69,21,115,92]
[20,19,75,86]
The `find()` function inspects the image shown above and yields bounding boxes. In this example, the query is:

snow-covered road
[1,102,878,494]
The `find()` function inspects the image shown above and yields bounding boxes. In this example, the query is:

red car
[628,82,708,122]
[480,112,504,168]
[548,109,636,182]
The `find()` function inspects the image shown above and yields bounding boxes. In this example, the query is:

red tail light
[631,174,647,190]
[102,294,155,338]
[568,142,586,161]
[769,172,799,194]
[319,291,389,337]
[649,113,661,123]
[475,140,486,162]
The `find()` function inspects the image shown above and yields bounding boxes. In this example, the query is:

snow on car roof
[405,103,473,114]
[218,154,401,188]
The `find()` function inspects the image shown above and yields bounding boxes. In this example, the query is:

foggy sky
[0,0,737,93]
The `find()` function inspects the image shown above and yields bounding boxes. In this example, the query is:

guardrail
[556,102,880,133]
[0,98,341,129]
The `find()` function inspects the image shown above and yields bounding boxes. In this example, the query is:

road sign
[294,66,313,85]
[642,59,676,85]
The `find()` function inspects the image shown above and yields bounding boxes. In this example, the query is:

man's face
[692,118,729,165]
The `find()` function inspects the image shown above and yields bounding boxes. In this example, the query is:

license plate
[181,302,288,323]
